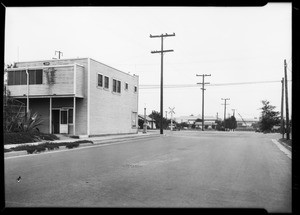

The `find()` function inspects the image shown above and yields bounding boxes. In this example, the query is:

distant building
[175,115,219,129]
[5,58,139,137]
[138,115,156,129]
[236,117,259,128]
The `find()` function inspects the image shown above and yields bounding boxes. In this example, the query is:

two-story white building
[5,58,139,137]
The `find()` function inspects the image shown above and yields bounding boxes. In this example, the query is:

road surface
[4,131,291,212]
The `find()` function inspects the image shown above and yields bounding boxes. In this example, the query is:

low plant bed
[65,142,80,149]
[8,140,94,154]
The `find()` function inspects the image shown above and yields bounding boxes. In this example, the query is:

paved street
[4,131,291,212]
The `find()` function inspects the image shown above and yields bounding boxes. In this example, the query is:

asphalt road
[4,131,291,212]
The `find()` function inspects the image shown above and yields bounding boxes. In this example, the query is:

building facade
[138,115,156,129]
[6,58,139,137]
[175,115,218,129]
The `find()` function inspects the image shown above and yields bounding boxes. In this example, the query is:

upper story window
[125,82,128,90]
[98,74,103,87]
[104,76,109,89]
[134,86,137,93]
[7,69,43,85]
[113,79,121,93]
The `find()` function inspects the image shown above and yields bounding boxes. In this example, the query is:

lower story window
[131,112,137,128]
[68,109,73,124]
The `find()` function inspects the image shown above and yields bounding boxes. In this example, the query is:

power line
[139,80,291,89]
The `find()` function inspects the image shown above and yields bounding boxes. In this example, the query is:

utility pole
[55,50,63,59]
[143,107,147,134]
[169,107,175,131]
[221,98,230,129]
[232,109,236,117]
[196,74,211,131]
[284,59,290,140]
[150,33,175,134]
[281,77,285,139]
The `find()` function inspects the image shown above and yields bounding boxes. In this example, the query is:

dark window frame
[104,76,109,89]
[97,73,103,87]
[113,79,121,93]
[68,108,73,124]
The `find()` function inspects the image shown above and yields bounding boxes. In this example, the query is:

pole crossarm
[197,82,210,85]
[196,74,211,77]
[151,50,174,54]
[150,33,176,38]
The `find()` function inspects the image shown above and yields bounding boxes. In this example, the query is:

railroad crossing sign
[169,107,175,131]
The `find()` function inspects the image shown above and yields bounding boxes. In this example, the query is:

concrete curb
[277,139,292,152]
[4,133,161,158]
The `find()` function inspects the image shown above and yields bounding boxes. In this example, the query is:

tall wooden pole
[284,60,290,140]
[281,77,285,139]
[150,33,175,134]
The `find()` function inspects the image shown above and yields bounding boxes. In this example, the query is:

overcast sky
[5,4,292,120]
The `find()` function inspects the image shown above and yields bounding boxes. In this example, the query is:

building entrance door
[60,110,68,133]
[52,110,60,134]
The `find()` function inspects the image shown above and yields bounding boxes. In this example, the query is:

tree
[149,110,169,129]
[224,116,237,131]
[259,100,280,133]
[215,120,224,131]
[138,118,144,129]
[177,122,188,129]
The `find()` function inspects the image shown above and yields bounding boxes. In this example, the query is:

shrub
[4,132,35,145]
[4,131,59,145]
[35,145,46,153]
[4,148,12,153]
[37,133,59,141]
[11,145,35,152]
[72,142,80,148]
[65,142,80,149]
[45,143,59,151]
[74,140,93,144]
[27,148,36,154]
